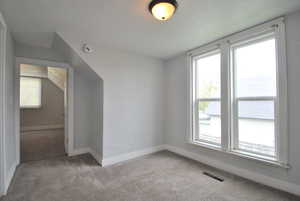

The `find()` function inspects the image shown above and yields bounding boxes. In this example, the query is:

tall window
[193,50,221,146]
[20,77,42,108]
[189,18,288,165]
[231,35,277,158]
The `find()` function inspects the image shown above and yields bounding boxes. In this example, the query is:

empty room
[0,0,300,201]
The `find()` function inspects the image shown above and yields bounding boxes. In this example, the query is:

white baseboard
[89,149,102,165]
[101,145,166,167]
[4,162,17,195]
[69,147,90,156]
[165,145,300,196]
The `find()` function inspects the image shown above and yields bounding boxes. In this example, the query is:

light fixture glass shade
[149,0,178,21]
[151,2,175,21]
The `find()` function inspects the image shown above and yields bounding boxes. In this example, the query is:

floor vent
[203,172,224,182]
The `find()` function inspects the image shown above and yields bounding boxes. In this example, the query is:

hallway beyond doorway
[19,64,67,162]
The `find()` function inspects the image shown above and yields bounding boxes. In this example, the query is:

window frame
[192,49,222,147]
[189,46,223,150]
[20,76,42,109]
[187,17,289,168]
[230,33,278,160]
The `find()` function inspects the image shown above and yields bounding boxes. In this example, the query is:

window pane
[233,36,277,158]
[238,100,275,156]
[20,77,42,108]
[235,38,277,97]
[196,53,221,99]
[196,101,221,145]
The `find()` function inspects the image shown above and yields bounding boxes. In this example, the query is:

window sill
[20,106,42,109]
[188,141,290,169]
[228,149,290,169]
[188,141,222,152]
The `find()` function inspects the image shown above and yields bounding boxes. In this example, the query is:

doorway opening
[19,64,66,162]
[15,58,74,163]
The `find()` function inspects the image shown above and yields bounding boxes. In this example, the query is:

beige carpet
[2,151,299,201]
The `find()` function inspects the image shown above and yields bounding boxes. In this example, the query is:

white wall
[285,9,300,185]
[89,78,103,159]
[52,34,103,160]
[164,10,300,188]
[57,32,165,159]
[73,73,98,150]
[2,24,16,194]
[15,44,65,63]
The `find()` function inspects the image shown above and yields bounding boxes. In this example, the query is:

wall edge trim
[101,145,166,167]
[69,147,90,156]
[3,162,17,195]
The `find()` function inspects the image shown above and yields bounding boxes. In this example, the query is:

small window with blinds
[20,77,42,108]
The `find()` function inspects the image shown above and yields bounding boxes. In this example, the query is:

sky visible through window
[234,38,276,155]
[196,53,221,99]
[235,38,277,98]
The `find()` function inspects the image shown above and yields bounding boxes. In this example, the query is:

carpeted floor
[21,128,66,162]
[1,151,299,201]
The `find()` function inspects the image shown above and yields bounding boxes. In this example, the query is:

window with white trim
[231,34,277,158]
[189,18,288,166]
[192,50,221,146]
[20,77,42,108]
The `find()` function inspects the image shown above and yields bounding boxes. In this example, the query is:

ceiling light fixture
[149,0,178,21]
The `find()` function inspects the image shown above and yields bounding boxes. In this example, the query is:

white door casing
[15,57,74,164]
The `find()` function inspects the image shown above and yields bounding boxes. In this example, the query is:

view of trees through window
[195,52,221,145]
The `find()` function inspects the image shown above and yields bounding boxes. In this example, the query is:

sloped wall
[52,34,103,160]
[55,33,165,159]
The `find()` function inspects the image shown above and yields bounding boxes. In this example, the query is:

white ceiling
[1,0,300,59]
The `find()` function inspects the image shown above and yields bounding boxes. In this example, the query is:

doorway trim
[0,12,7,196]
[14,57,74,164]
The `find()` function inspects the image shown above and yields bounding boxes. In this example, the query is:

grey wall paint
[73,73,98,149]
[52,34,103,157]
[15,44,65,63]
[89,78,103,158]
[164,10,300,186]
[21,78,64,128]
[98,52,165,158]
[58,32,165,158]
[285,10,300,185]
[4,30,16,177]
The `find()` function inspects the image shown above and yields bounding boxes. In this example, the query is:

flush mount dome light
[149,0,178,21]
